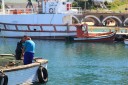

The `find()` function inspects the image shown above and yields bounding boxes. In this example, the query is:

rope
[50,13,55,24]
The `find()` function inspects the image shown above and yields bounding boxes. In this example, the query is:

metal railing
[0,8,39,14]
[0,7,83,15]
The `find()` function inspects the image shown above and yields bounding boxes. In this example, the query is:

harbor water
[0,38,128,85]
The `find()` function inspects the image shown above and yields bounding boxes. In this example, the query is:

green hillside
[103,0,128,13]
[111,4,128,13]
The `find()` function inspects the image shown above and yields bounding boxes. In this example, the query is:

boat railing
[0,22,80,32]
[6,8,38,14]
[0,6,83,15]
[0,8,40,14]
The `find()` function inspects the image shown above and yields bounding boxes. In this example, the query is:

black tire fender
[37,66,48,83]
[0,72,8,85]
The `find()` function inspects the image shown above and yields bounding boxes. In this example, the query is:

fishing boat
[0,54,48,85]
[124,39,128,45]
[73,24,116,42]
[0,0,82,39]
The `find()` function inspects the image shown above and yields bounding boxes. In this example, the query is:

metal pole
[2,0,5,14]
[84,1,86,10]
[84,0,88,12]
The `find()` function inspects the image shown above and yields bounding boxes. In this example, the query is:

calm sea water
[0,38,128,85]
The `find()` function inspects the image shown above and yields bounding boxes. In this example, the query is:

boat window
[82,25,87,31]
[0,24,5,29]
[6,25,16,30]
[29,26,41,31]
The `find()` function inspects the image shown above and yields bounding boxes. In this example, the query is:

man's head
[27,37,31,40]
[22,35,31,42]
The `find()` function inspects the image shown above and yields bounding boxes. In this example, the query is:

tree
[73,0,94,9]
[72,1,78,7]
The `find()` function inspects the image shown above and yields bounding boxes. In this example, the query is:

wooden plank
[0,54,14,56]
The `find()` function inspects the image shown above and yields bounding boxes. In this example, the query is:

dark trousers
[24,52,34,65]
[15,52,22,60]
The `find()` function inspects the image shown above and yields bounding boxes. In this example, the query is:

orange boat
[73,24,116,42]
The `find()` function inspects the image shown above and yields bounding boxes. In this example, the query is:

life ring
[0,72,8,85]
[37,66,48,83]
[49,8,54,13]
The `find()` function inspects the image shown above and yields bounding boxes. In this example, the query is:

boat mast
[42,0,46,13]
[1,0,5,14]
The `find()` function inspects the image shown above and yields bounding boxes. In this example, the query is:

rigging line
[50,1,59,24]
[49,2,58,37]
[50,13,55,24]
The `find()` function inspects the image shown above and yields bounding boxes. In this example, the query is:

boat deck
[0,54,48,72]
[1,59,48,72]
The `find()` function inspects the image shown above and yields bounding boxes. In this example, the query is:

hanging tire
[37,66,48,83]
[0,72,8,85]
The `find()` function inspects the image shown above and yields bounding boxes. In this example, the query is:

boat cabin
[76,24,88,38]
[42,0,72,14]
[0,0,81,24]
[1,0,80,14]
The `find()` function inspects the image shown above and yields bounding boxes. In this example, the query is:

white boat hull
[0,30,76,39]
[0,14,67,24]
[1,59,48,85]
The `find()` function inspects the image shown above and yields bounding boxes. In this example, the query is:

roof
[4,0,37,3]
[2,0,38,8]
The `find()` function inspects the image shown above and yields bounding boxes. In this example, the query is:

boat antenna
[1,0,5,14]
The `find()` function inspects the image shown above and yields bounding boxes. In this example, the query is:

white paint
[5,63,48,85]
[0,31,76,37]
[42,0,72,13]
[0,14,69,24]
